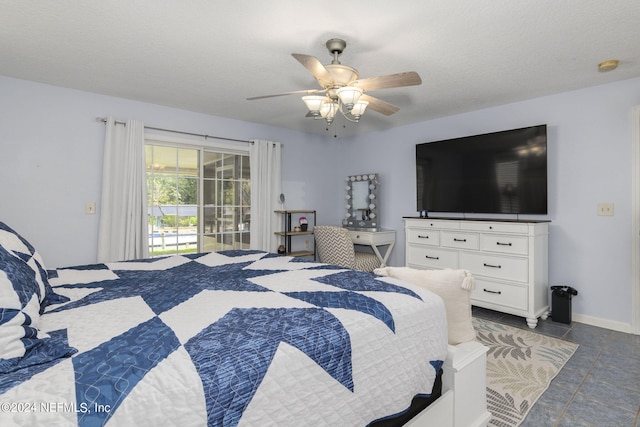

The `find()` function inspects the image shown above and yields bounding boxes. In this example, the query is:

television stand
[404,217,549,328]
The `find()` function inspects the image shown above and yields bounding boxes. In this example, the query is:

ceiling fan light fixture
[249,38,422,130]
[301,95,327,116]
[336,86,363,111]
[320,100,338,124]
[350,100,369,120]
[320,100,337,117]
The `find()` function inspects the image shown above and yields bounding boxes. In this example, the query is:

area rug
[473,317,579,427]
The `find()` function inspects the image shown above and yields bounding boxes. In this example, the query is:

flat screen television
[416,125,547,215]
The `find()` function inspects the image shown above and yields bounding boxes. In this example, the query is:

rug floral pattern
[473,318,578,427]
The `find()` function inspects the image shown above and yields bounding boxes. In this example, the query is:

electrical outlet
[597,203,614,216]
[86,202,96,214]
[304,240,309,249]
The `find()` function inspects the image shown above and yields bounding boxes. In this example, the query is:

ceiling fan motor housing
[317,64,359,90]
[326,38,347,57]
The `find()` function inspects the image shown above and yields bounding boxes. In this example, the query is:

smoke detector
[598,59,619,72]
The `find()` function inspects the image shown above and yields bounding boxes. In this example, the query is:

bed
[0,221,456,426]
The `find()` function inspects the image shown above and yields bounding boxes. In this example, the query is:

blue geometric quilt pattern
[1,250,447,427]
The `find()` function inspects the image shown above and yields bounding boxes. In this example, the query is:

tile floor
[472,307,640,427]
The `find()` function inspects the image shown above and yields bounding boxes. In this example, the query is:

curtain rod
[96,117,253,144]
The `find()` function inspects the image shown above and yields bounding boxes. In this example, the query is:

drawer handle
[483,263,502,269]
[496,242,512,246]
[453,238,467,242]
[425,255,440,260]
[418,235,430,239]
[483,288,502,295]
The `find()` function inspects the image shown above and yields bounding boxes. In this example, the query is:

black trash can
[551,286,578,324]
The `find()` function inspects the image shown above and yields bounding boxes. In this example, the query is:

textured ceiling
[1,1,639,137]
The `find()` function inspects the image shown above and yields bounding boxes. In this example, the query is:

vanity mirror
[344,173,379,231]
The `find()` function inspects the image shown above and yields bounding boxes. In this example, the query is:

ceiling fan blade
[360,94,400,116]
[352,71,422,91]
[247,88,325,101]
[291,53,333,84]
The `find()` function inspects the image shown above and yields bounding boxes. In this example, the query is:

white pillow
[374,266,476,345]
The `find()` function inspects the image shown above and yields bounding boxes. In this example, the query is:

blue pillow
[0,246,76,374]
[0,221,69,311]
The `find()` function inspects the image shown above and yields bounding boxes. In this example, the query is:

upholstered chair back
[314,226,380,272]
[314,226,357,268]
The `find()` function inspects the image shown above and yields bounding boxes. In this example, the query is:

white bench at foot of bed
[406,340,491,427]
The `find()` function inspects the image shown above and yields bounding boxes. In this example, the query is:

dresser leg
[526,317,539,329]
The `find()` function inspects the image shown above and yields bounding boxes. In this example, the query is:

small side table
[347,229,396,267]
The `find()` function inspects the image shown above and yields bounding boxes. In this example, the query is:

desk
[347,229,396,267]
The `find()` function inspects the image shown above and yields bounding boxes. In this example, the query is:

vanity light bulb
[350,176,356,181]
[369,204,375,210]
[369,174,375,179]
[356,175,362,181]
[345,186,350,190]
[345,177,350,181]
[369,184,376,190]
[346,195,351,199]
[345,213,351,218]
[369,194,375,200]
[346,204,350,209]
[369,213,376,219]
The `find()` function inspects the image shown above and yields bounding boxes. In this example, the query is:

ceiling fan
[247,38,422,126]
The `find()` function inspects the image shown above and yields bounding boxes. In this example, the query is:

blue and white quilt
[1,250,447,426]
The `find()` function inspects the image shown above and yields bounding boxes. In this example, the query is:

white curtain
[249,139,282,252]
[97,117,149,262]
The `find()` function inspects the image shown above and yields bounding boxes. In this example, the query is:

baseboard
[572,312,633,334]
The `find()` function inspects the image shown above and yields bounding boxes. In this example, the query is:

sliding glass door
[146,141,250,256]
[202,151,250,252]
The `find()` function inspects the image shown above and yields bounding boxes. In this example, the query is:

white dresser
[404,218,549,328]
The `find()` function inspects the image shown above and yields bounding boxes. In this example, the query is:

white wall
[336,77,640,329]
[2,73,638,330]
[0,75,340,267]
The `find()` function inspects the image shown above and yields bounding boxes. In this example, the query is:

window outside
[146,144,250,256]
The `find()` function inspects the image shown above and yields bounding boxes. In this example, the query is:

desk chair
[314,225,380,272]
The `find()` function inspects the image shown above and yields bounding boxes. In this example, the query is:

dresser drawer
[460,252,528,283]
[407,245,458,269]
[480,234,528,255]
[471,279,528,311]
[407,219,460,230]
[441,231,479,250]
[407,228,440,246]
[461,221,529,234]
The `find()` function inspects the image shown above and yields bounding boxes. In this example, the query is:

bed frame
[406,341,491,427]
